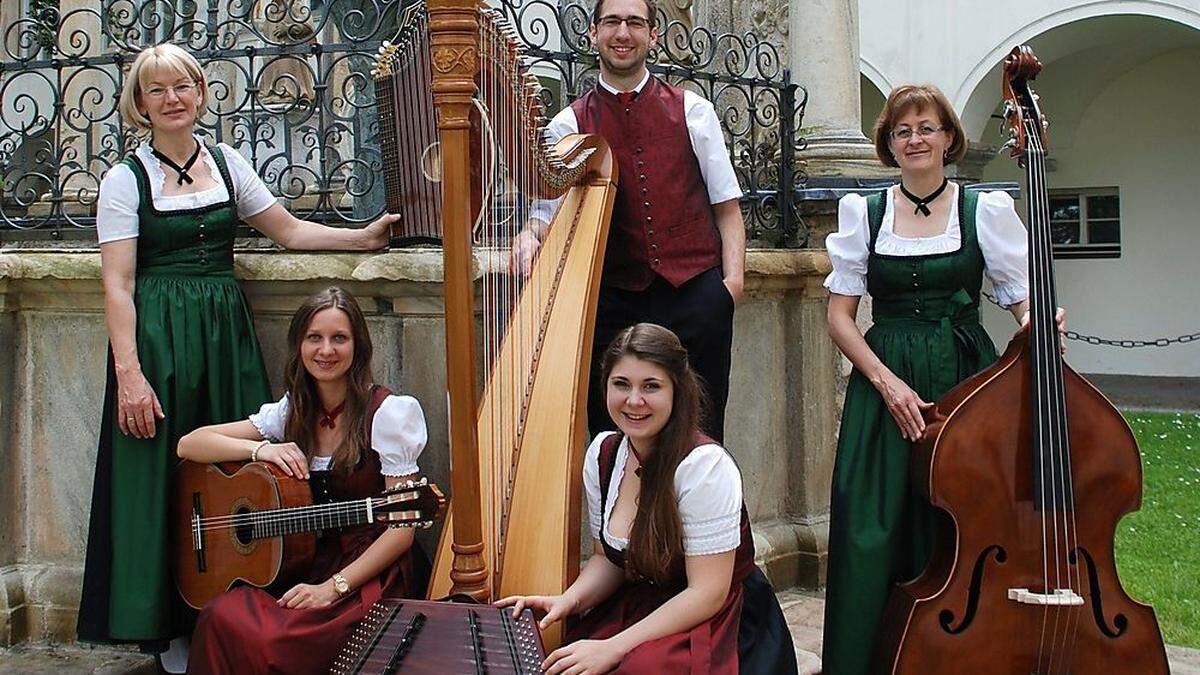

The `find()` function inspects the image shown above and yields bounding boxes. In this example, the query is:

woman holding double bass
[820,82,1068,675]
[871,48,1169,674]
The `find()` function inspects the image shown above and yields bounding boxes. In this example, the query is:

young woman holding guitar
[177,287,431,675]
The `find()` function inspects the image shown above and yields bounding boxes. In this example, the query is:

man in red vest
[514,0,744,441]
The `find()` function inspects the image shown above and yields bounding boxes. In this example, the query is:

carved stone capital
[798,129,898,180]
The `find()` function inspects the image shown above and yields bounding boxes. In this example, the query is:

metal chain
[982,292,1200,349]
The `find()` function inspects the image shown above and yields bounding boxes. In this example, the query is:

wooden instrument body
[428,133,618,643]
[875,330,1169,673]
[172,460,315,610]
[332,599,546,675]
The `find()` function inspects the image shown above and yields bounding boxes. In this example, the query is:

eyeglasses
[596,14,652,31]
[143,82,198,99]
[890,124,944,142]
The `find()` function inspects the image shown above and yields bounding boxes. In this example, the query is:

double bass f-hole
[939,545,1008,634]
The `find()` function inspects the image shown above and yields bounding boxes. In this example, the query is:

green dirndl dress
[78,145,273,645]
[821,187,1000,675]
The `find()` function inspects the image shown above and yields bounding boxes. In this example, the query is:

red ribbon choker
[319,401,346,429]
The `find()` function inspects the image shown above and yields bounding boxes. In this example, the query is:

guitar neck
[248,498,375,539]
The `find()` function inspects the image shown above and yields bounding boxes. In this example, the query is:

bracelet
[250,439,269,462]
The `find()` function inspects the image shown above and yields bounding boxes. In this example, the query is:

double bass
[874,46,1169,674]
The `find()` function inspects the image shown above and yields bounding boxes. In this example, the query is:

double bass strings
[1025,123,1083,674]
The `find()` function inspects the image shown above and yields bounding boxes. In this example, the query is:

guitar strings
[193,494,418,532]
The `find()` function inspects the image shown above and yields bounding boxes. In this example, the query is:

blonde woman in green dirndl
[820,84,1065,675]
[77,43,398,672]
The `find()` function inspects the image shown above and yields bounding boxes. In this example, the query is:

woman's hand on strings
[1020,306,1068,353]
[542,638,626,675]
[257,442,310,479]
[510,229,541,278]
[278,580,339,610]
[871,370,933,442]
[115,369,164,439]
[361,213,398,250]
[496,593,575,631]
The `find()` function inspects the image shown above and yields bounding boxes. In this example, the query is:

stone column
[789,0,892,178]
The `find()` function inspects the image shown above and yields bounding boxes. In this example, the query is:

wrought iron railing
[0,0,806,246]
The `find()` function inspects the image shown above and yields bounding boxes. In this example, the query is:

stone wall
[0,248,839,645]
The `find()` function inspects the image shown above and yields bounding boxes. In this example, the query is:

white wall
[859,0,1200,138]
[979,47,1200,376]
[858,1,1200,377]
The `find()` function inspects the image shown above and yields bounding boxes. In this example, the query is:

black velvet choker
[899,177,949,217]
[151,140,202,186]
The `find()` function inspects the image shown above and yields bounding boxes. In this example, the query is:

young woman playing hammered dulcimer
[499,323,796,674]
[176,287,429,675]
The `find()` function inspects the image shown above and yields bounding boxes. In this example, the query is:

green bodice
[124,144,240,277]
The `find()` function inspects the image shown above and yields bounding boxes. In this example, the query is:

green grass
[1114,410,1200,648]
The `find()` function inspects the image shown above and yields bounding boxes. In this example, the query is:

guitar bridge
[192,492,206,572]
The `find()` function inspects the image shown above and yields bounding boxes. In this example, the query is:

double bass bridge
[1007,588,1084,606]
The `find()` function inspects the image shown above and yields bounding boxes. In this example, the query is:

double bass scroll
[873,45,1169,674]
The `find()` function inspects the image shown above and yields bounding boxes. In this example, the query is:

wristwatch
[331,572,350,597]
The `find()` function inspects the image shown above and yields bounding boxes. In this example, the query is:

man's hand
[511,229,541,278]
[722,274,744,305]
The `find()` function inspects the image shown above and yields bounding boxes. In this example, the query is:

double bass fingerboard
[332,599,546,674]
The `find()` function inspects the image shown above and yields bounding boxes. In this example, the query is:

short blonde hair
[118,44,208,133]
[872,84,967,168]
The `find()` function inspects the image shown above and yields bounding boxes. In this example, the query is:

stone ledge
[753,516,829,591]
[0,249,831,286]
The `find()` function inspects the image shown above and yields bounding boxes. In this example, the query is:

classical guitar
[172,460,446,610]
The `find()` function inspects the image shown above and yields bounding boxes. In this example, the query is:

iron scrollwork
[0,0,805,246]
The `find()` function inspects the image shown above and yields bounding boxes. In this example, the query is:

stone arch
[859,71,887,138]
[956,1,1200,142]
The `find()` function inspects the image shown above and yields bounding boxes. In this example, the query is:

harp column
[428,0,489,602]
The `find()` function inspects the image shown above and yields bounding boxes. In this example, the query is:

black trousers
[588,267,735,442]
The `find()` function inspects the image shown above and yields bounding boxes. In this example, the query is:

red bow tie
[617,91,638,106]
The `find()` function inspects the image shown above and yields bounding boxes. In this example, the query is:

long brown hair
[282,287,374,474]
[600,323,708,583]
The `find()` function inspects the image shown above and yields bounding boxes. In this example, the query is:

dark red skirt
[187,532,426,675]
[567,579,744,674]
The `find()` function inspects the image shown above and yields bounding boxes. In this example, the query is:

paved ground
[1089,374,1200,412]
[4,590,1198,673]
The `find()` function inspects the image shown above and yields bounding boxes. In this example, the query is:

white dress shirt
[528,72,743,224]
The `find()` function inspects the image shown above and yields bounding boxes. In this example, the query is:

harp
[372,0,618,647]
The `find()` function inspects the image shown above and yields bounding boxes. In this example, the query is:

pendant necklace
[899,177,949,216]
[629,444,645,478]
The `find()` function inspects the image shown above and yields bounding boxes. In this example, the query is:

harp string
[377,2,592,598]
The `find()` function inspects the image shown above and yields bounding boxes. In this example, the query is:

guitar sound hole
[234,506,255,546]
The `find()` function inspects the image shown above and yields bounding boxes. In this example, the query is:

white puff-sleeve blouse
[249,393,428,476]
[823,184,1030,307]
[583,431,743,557]
[95,137,279,244]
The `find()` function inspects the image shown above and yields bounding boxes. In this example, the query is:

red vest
[571,77,723,290]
